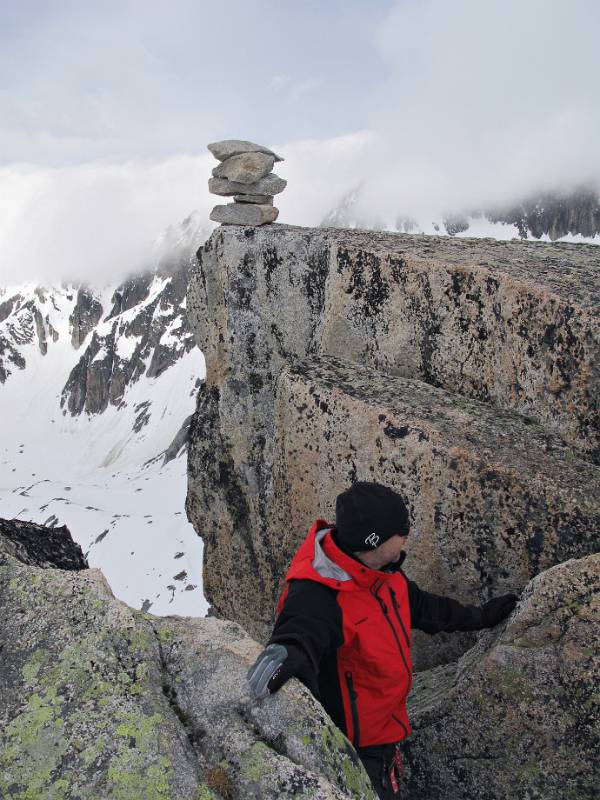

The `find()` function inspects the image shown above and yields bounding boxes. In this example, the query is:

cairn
[207,139,286,225]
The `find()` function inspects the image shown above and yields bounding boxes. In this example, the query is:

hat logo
[365,532,380,548]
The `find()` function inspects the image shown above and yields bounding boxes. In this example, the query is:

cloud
[0,133,376,285]
[357,0,600,218]
[0,156,215,286]
[1,1,599,286]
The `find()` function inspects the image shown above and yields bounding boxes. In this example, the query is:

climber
[247,481,518,799]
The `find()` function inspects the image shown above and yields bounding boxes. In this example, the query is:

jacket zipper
[392,712,409,739]
[389,588,410,648]
[345,671,360,746]
[371,582,411,679]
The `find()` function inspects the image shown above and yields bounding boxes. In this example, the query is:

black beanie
[335,481,410,552]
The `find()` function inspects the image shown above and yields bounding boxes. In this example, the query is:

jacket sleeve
[407,578,484,634]
[268,579,343,696]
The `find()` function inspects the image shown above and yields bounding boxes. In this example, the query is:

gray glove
[247,643,288,700]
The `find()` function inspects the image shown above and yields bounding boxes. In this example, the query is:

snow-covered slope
[0,217,211,616]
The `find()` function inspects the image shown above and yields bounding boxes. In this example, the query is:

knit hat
[335,481,410,552]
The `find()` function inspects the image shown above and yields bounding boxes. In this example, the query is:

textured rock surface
[0,518,88,570]
[401,553,600,798]
[209,174,287,197]
[62,257,196,416]
[186,224,600,652]
[70,287,103,349]
[269,356,600,667]
[234,193,274,204]
[210,203,279,226]
[212,152,275,184]
[208,139,284,163]
[0,526,375,799]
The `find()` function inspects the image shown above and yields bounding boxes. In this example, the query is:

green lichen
[0,688,67,799]
[107,758,173,800]
[107,712,174,799]
[22,649,49,685]
[320,722,375,798]
[195,786,218,800]
[240,741,271,782]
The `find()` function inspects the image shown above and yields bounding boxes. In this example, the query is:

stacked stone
[207,139,286,226]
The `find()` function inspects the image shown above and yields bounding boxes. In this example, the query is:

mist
[1,0,599,285]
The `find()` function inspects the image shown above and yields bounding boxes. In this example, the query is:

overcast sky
[1,0,599,283]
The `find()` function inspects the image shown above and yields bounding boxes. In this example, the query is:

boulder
[208,139,284,163]
[209,174,287,197]
[210,203,279,225]
[212,153,275,184]
[0,525,374,799]
[400,553,600,798]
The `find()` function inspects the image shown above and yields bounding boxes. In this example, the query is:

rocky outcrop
[0,291,60,380]
[3,527,597,798]
[70,287,103,349]
[61,258,196,416]
[270,356,599,668]
[0,523,375,799]
[0,518,88,570]
[186,224,600,662]
[401,553,600,798]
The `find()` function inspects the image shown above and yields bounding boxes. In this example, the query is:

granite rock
[186,224,600,651]
[234,194,274,204]
[208,139,284,163]
[210,203,279,225]
[401,553,600,798]
[212,152,275,184]
[0,524,375,799]
[209,174,287,197]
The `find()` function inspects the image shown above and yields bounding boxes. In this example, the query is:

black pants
[357,743,403,799]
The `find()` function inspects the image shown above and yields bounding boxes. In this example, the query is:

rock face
[186,224,600,663]
[61,257,196,416]
[401,553,600,798]
[70,287,103,349]
[0,518,88,570]
[0,523,375,799]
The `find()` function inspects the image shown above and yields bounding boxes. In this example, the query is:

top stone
[208,139,284,163]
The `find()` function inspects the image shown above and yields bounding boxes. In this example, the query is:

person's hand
[247,643,290,699]
[481,593,518,627]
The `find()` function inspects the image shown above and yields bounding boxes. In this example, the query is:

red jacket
[270,519,486,748]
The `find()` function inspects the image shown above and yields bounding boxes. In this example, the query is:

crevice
[151,623,207,770]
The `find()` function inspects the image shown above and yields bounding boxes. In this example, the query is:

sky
[1,0,599,283]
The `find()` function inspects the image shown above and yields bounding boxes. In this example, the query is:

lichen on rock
[0,521,375,799]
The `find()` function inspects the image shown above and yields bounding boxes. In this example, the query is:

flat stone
[212,152,275,184]
[210,203,279,225]
[208,139,284,162]
[234,194,274,204]
[209,174,287,197]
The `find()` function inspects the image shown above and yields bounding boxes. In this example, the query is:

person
[247,482,518,799]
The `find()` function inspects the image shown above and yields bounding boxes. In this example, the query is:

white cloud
[359,0,600,217]
[0,156,215,285]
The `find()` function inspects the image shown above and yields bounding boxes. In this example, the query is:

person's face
[354,531,409,570]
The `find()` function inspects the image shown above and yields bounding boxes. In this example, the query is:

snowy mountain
[0,213,211,616]
[320,184,600,244]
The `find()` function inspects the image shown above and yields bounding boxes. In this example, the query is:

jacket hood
[285,519,406,590]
